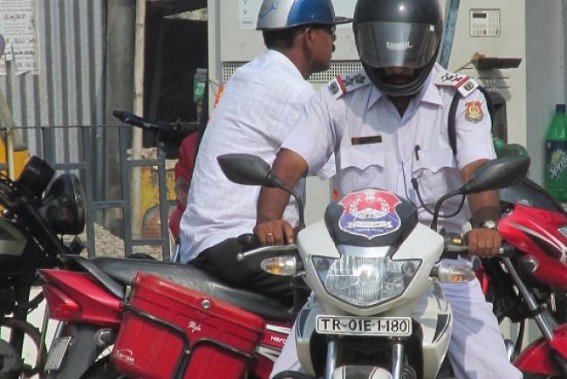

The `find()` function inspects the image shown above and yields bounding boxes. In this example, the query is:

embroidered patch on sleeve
[464,101,484,123]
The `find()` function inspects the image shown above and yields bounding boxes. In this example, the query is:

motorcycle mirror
[217,153,285,188]
[460,156,530,195]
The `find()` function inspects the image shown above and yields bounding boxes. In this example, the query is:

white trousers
[270,279,523,379]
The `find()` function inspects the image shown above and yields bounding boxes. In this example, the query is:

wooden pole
[131,0,146,238]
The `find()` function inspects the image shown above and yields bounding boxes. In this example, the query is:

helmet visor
[355,22,440,69]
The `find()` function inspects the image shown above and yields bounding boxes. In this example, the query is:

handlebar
[442,233,515,259]
[112,110,200,142]
[236,244,298,261]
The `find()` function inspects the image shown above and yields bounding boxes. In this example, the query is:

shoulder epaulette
[328,69,372,99]
[434,69,479,98]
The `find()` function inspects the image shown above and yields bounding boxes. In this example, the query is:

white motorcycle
[217,154,530,379]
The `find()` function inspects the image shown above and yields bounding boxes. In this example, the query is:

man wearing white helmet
[178,0,351,304]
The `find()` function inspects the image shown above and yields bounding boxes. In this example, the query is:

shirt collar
[267,49,305,80]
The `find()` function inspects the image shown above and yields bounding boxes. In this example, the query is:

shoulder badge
[434,70,479,97]
[328,69,371,99]
[464,100,484,123]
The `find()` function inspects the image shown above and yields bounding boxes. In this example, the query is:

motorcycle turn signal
[431,264,476,283]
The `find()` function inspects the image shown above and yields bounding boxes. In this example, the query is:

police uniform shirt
[281,63,496,232]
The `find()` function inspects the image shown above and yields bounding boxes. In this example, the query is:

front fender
[513,324,567,376]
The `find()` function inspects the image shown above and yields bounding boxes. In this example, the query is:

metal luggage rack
[0,124,173,260]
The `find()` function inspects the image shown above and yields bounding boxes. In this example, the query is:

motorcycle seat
[71,255,295,323]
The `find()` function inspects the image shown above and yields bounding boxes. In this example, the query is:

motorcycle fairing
[325,188,418,247]
[409,283,452,379]
[513,323,567,376]
[498,204,567,289]
[499,178,566,214]
[40,269,122,326]
[298,220,443,316]
[293,286,452,378]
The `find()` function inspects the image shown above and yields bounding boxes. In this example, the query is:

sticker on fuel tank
[338,189,401,239]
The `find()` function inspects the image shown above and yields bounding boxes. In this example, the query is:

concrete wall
[526,0,567,184]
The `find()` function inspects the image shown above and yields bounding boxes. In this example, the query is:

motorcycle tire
[0,317,47,377]
[81,356,125,379]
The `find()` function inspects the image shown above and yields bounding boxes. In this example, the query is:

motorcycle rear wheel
[81,356,125,379]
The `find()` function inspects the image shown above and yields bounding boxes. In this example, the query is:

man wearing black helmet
[256,0,522,377]
[178,0,351,303]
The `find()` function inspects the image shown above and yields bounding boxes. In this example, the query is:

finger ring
[266,233,273,237]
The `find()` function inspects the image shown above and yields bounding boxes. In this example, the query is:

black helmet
[353,0,443,96]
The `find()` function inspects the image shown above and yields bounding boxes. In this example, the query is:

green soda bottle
[544,104,567,202]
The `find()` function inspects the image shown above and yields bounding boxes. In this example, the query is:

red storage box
[112,272,265,379]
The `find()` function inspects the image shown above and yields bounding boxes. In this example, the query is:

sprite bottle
[544,104,567,202]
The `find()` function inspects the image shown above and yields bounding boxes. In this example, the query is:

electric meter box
[441,0,527,146]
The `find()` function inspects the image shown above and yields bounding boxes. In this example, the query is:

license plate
[44,336,72,371]
[316,315,412,337]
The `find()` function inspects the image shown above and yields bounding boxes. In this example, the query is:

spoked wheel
[81,356,126,379]
[0,317,47,378]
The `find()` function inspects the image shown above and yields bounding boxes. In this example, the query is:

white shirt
[282,64,496,233]
[180,50,330,263]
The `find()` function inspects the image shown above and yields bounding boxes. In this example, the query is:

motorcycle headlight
[312,246,421,307]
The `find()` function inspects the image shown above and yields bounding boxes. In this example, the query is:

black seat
[64,255,294,323]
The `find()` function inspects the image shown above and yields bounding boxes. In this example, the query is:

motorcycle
[215,153,530,379]
[39,238,295,378]
[475,175,567,378]
[0,156,85,378]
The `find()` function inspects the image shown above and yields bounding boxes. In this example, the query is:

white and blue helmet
[256,0,351,31]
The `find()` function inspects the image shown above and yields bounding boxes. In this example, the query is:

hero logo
[187,321,202,333]
[113,349,135,364]
[270,335,286,345]
[338,189,401,239]
[386,41,412,51]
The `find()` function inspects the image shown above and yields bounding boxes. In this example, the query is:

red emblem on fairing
[338,189,402,239]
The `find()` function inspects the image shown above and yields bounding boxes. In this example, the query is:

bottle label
[546,141,567,180]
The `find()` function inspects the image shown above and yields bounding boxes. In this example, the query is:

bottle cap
[556,104,566,113]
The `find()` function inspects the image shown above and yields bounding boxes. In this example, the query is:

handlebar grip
[112,110,155,130]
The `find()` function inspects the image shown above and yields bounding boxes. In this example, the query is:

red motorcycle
[477,177,567,378]
[39,244,295,378]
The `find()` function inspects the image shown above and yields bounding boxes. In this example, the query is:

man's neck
[389,96,412,117]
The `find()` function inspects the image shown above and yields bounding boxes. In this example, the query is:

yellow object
[139,161,176,238]
[0,136,28,180]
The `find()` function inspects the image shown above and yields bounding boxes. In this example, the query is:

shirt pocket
[412,149,461,208]
[339,144,387,172]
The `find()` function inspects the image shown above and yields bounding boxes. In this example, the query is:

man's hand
[254,220,296,245]
[466,228,502,258]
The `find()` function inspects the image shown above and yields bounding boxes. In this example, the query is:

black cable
[411,178,465,218]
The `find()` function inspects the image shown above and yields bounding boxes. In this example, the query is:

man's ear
[302,27,315,48]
